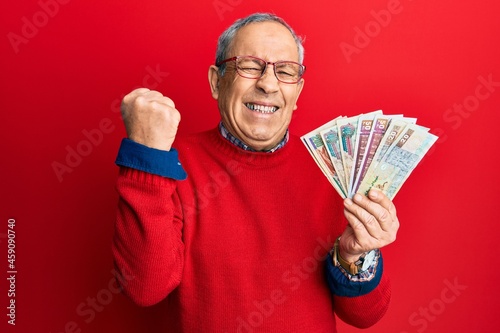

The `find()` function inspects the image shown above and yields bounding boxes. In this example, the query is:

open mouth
[245,103,279,114]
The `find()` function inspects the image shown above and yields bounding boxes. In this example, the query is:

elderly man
[113,12,399,332]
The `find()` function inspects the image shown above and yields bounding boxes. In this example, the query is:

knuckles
[123,90,178,120]
[119,88,180,150]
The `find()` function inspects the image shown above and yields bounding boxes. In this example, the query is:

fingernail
[344,198,353,206]
[369,189,379,199]
[353,193,363,202]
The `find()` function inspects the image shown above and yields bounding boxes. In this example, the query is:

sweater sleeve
[112,166,185,306]
[115,138,187,179]
[326,252,391,328]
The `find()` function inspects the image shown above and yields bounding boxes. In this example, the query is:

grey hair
[215,13,305,76]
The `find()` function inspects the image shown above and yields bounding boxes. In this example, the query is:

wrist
[336,237,362,262]
[338,248,359,263]
[332,237,373,275]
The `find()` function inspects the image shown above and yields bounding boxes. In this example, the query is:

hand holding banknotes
[339,188,399,262]
[301,109,436,266]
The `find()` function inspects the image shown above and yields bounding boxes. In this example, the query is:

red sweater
[113,128,391,332]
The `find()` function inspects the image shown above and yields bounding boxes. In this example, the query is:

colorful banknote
[302,111,437,200]
[320,121,348,194]
[348,114,378,197]
[301,117,347,198]
[335,110,382,196]
[350,115,391,196]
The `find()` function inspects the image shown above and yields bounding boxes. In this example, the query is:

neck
[218,121,289,153]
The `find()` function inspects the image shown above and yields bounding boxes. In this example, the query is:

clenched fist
[121,88,180,151]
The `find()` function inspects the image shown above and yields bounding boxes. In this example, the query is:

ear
[292,78,305,111]
[208,65,220,99]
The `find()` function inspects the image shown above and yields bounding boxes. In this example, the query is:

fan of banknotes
[301,110,438,200]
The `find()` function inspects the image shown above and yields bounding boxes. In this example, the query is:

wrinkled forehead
[228,21,299,62]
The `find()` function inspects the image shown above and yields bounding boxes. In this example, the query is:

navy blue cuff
[115,138,187,180]
[325,252,383,297]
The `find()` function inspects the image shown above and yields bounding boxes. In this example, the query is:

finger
[344,198,383,238]
[125,89,172,106]
[131,94,173,113]
[367,189,397,217]
[343,205,371,235]
[353,192,400,245]
[343,207,378,251]
[124,88,152,105]
[123,88,146,105]
[159,95,175,108]
[351,192,394,230]
[130,87,151,96]
[138,91,176,109]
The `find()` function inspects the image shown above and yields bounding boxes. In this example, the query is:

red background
[2,0,499,332]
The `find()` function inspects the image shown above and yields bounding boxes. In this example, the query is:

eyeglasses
[217,55,306,84]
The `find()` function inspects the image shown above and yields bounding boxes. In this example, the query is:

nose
[256,65,279,93]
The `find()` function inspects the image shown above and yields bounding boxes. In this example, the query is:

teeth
[245,103,278,114]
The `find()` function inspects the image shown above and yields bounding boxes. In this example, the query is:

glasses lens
[236,57,266,79]
[275,62,303,83]
[233,56,304,83]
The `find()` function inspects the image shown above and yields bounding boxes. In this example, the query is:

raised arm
[112,88,186,306]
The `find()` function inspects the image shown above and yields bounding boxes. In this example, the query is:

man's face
[209,21,304,151]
